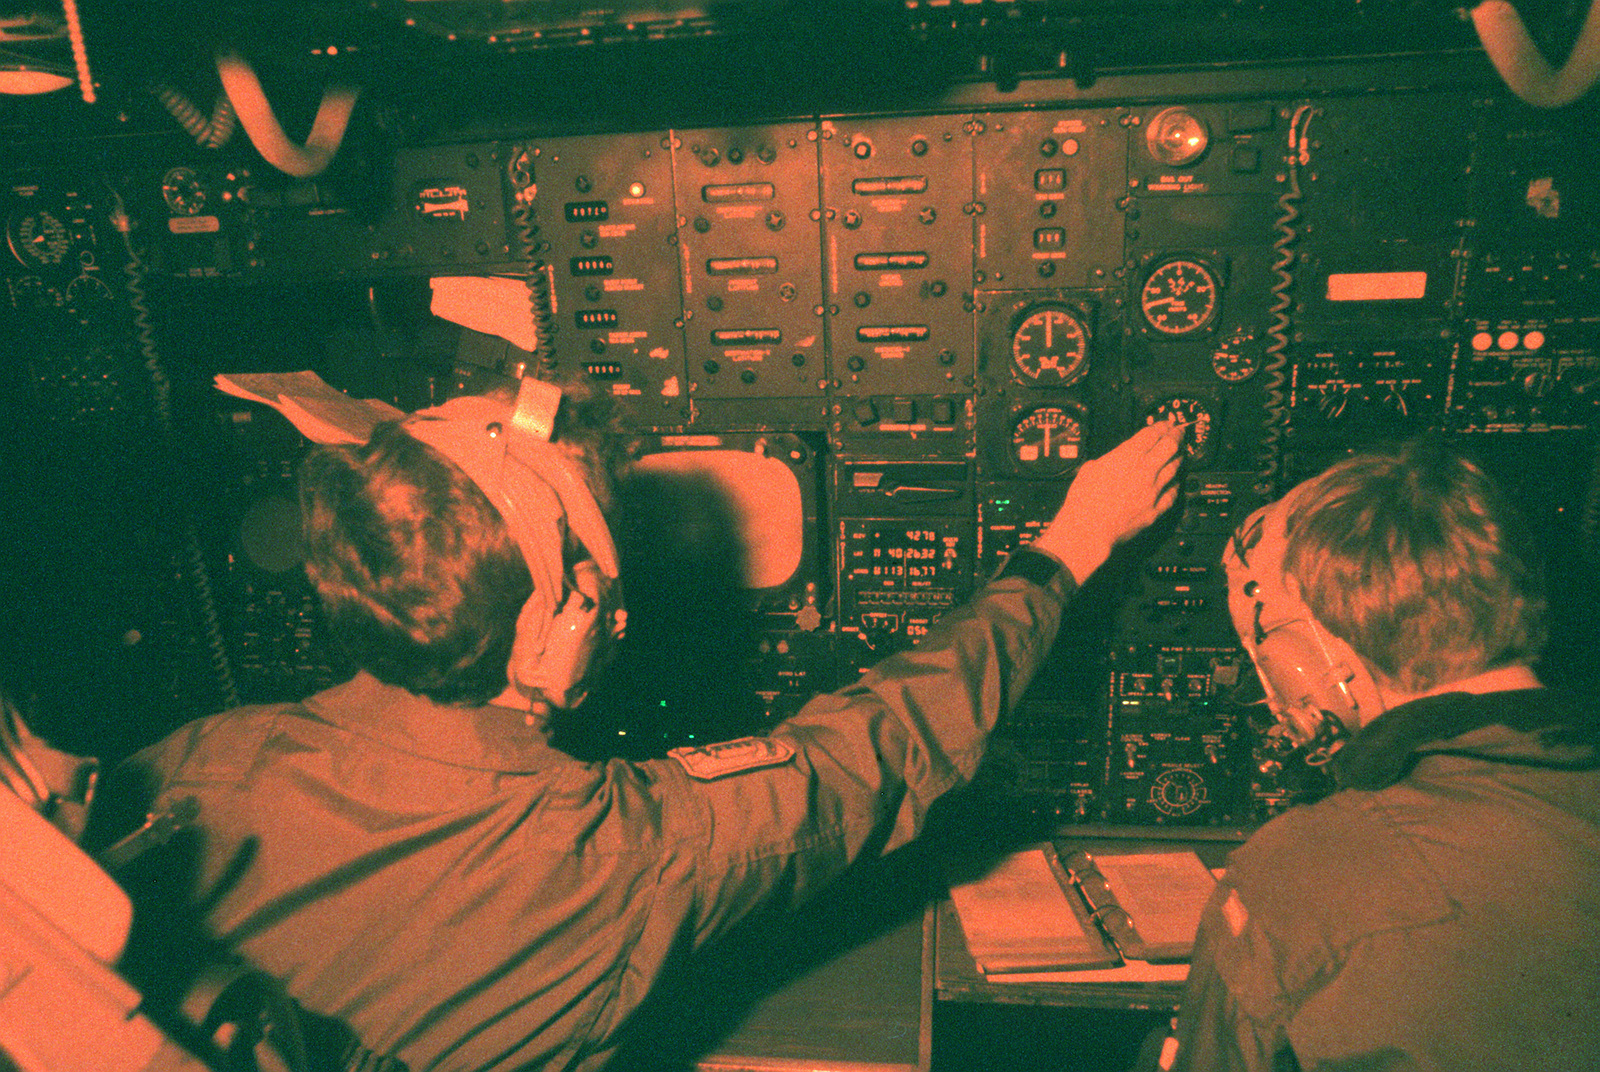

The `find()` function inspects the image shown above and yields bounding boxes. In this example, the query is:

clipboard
[1055,846,1218,963]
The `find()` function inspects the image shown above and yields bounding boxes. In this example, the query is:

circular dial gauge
[7,209,71,267]
[1145,107,1210,167]
[162,166,207,216]
[1140,258,1220,337]
[65,274,115,320]
[1146,396,1217,465]
[1211,338,1263,382]
[1011,306,1090,387]
[1011,404,1086,475]
[9,276,64,312]
[1150,768,1208,816]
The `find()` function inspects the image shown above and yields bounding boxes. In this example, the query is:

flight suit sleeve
[664,561,1078,945]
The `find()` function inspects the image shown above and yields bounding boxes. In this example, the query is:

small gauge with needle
[1211,329,1263,382]
[1145,396,1218,465]
[1140,258,1220,337]
[1011,305,1090,387]
[1010,403,1086,476]
[65,274,115,321]
[9,276,64,312]
[161,166,208,216]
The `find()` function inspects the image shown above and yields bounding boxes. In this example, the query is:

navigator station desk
[688,835,1238,1072]
[929,835,1242,1072]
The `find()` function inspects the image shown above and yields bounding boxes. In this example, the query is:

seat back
[0,789,209,1072]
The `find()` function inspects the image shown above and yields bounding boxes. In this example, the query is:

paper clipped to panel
[215,371,406,445]
[430,276,540,353]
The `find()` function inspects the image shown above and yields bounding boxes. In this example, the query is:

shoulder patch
[668,736,796,780]
[1221,886,1249,937]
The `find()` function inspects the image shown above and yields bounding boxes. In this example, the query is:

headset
[217,371,623,712]
[403,378,623,711]
[1222,495,1386,765]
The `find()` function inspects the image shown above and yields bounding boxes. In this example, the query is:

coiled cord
[113,208,172,427]
[60,0,94,104]
[110,187,241,711]
[1254,104,1315,499]
[1583,436,1600,546]
[507,148,559,378]
[151,83,237,149]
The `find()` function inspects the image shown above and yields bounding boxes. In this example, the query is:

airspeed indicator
[1140,258,1220,337]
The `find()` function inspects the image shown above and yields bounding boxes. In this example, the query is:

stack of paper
[946,847,1117,974]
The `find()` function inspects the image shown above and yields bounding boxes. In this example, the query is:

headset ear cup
[1253,620,1383,733]
[511,560,614,710]
[505,591,554,704]
[1305,618,1386,728]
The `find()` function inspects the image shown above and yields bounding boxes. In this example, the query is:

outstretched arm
[1032,418,1186,585]
[671,420,1187,936]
